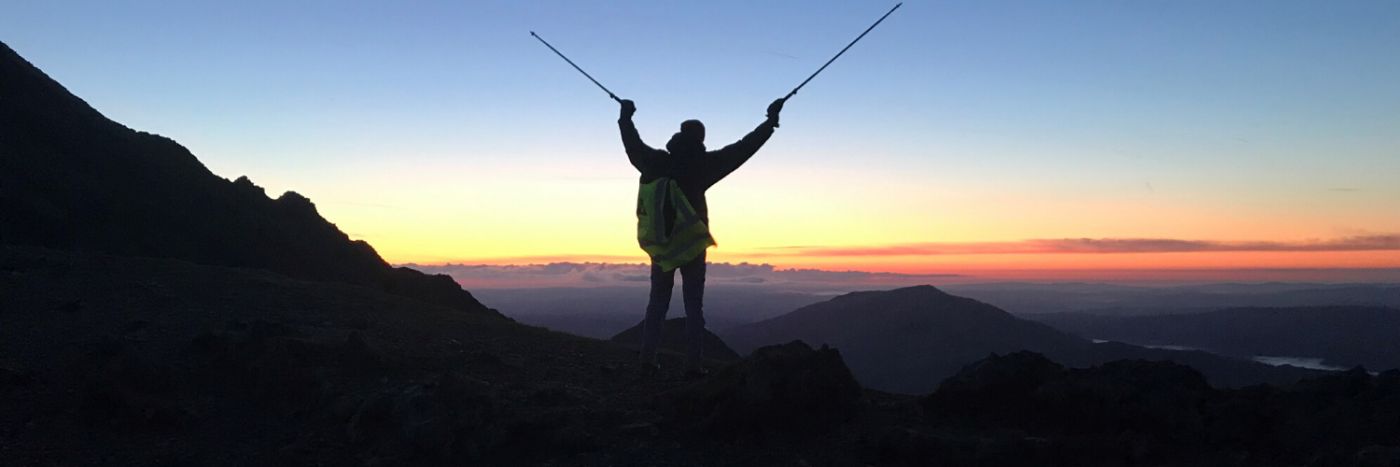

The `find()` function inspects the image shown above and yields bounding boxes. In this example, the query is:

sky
[4,1,1399,281]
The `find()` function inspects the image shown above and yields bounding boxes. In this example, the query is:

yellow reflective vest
[637,178,715,271]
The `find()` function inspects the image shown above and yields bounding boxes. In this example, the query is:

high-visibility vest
[637,177,715,271]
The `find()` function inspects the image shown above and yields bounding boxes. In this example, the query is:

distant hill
[721,285,1318,393]
[1032,306,1400,371]
[722,286,1085,393]
[0,41,496,317]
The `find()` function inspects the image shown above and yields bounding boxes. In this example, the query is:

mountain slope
[0,41,494,316]
[1033,306,1400,370]
[722,285,1318,393]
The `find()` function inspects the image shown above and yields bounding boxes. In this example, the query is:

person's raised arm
[618,99,662,173]
[705,98,785,185]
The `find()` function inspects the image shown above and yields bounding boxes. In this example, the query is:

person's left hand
[766,97,786,128]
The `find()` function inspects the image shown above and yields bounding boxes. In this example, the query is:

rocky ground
[6,245,1400,467]
[0,246,932,466]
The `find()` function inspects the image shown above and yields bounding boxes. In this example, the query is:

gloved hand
[619,99,636,120]
[766,97,785,128]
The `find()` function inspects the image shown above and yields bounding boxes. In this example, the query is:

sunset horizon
[8,1,1398,287]
[391,233,1400,286]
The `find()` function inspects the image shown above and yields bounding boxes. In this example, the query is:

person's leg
[640,261,674,365]
[679,250,707,371]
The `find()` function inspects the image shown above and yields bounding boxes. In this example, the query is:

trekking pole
[529,31,623,103]
[785,2,902,100]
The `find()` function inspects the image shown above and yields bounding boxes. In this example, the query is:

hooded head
[666,119,706,155]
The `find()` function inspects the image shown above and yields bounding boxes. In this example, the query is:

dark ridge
[0,41,498,317]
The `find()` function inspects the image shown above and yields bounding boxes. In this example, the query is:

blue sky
[4,1,1399,274]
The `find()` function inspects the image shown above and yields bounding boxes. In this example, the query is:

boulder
[609,317,741,362]
[923,351,1213,437]
[347,372,498,461]
[659,340,861,438]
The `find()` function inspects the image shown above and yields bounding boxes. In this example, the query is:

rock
[526,384,594,407]
[461,351,512,375]
[50,298,81,313]
[1357,445,1400,467]
[347,394,395,445]
[659,340,861,438]
[617,422,659,437]
[919,351,1400,464]
[346,373,497,462]
[347,315,371,331]
[923,352,1212,437]
[929,351,1065,401]
[339,331,382,373]
[0,363,33,388]
[247,320,305,341]
[77,352,188,431]
[609,317,742,362]
[187,330,229,356]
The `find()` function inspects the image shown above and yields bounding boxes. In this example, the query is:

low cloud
[402,235,1400,289]
[404,262,960,290]
[751,235,1400,257]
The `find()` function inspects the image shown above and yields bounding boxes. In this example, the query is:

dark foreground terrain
[0,246,918,466]
[7,246,1400,467]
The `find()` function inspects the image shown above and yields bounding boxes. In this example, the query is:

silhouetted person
[619,97,785,374]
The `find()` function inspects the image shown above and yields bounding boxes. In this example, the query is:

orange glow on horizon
[401,249,1400,281]
[298,161,1400,283]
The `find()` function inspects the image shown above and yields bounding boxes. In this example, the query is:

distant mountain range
[1032,306,1400,371]
[944,281,1400,315]
[0,41,496,317]
[721,285,1319,393]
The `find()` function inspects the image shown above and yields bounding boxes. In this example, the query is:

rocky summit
[610,317,743,363]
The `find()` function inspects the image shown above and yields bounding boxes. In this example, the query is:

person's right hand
[766,97,786,118]
[619,99,636,119]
